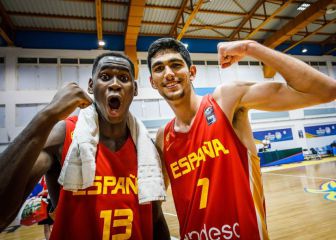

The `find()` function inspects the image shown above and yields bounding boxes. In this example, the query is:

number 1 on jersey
[197,178,209,209]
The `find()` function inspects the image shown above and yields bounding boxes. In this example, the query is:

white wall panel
[60,66,78,86]
[219,65,237,83]
[0,144,8,152]
[38,66,58,90]
[273,72,285,82]
[193,65,207,87]
[15,104,37,127]
[0,65,5,90]
[236,66,251,82]
[18,65,38,90]
[249,66,264,82]
[78,65,92,90]
[142,100,159,119]
[130,100,143,118]
[138,66,151,88]
[0,105,5,128]
[206,66,221,86]
[159,99,174,119]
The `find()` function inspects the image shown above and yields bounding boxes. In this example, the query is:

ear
[88,78,94,94]
[189,65,197,82]
[134,81,138,96]
[150,76,158,89]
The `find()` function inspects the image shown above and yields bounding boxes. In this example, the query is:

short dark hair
[147,38,192,74]
[92,51,135,78]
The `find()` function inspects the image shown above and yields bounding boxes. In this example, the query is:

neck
[98,115,129,151]
[169,91,202,130]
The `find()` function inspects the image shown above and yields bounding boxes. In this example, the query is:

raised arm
[217,40,336,111]
[0,83,92,231]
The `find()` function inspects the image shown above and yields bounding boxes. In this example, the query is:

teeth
[166,82,177,88]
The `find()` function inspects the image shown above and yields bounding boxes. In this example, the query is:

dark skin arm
[0,83,92,231]
[152,201,170,240]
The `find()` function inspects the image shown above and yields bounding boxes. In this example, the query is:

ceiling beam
[145,4,329,25]
[7,8,333,26]
[8,10,124,22]
[169,0,189,37]
[262,0,335,78]
[283,18,336,53]
[124,0,146,79]
[66,0,331,26]
[177,0,204,40]
[263,0,334,48]
[95,0,103,49]
[0,1,15,46]
[245,0,294,40]
[7,10,334,38]
[229,0,265,40]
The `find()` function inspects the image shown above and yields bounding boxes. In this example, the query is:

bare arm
[0,83,92,230]
[155,127,170,189]
[152,127,170,239]
[152,201,170,240]
[217,40,336,111]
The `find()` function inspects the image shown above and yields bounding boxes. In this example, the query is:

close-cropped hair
[147,38,192,73]
[92,51,135,78]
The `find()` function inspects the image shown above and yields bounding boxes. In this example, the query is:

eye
[171,63,182,69]
[153,65,164,73]
[119,74,130,82]
[100,73,110,81]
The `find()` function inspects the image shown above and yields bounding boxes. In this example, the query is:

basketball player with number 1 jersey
[147,37,336,240]
[163,95,267,240]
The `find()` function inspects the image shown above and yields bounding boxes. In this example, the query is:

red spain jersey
[50,116,153,240]
[164,95,268,240]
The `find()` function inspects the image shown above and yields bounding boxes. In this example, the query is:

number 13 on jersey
[100,208,133,240]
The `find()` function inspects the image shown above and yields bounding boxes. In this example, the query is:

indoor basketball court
[0,0,335,239]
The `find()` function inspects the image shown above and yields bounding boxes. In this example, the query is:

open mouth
[108,97,121,111]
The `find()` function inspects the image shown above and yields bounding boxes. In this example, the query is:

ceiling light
[297,3,310,11]
[302,48,308,53]
[98,40,105,46]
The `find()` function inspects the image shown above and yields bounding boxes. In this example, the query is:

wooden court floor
[1,158,335,240]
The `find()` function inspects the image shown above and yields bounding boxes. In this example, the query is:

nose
[164,66,174,80]
[108,76,121,91]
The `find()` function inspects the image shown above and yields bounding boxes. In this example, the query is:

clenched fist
[217,40,255,68]
[47,82,93,121]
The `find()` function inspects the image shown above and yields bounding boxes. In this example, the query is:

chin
[164,91,185,101]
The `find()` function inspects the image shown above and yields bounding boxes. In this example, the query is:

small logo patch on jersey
[204,106,216,125]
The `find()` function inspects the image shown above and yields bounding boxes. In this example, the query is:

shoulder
[211,82,252,119]
[213,81,254,101]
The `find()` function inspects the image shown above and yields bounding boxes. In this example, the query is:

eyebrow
[151,58,184,69]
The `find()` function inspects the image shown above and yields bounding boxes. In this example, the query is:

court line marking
[261,157,336,173]
[263,172,335,181]
[164,212,177,217]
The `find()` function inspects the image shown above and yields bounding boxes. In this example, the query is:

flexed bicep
[239,81,325,111]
